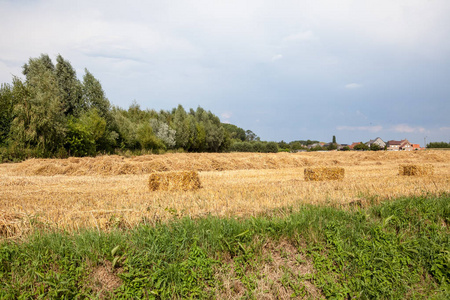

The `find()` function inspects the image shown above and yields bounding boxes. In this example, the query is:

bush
[265,142,278,153]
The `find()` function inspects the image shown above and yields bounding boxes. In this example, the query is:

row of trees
[1,54,268,161]
[427,142,450,148]
[229,141,278,153]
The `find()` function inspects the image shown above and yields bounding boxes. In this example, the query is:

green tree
[245,130,257,142]
[136,122,164,151]
[10,56,66,155]
[55,54,83,116]
[150,119,176,149]
[265,142,278,153]
[173,105,190,149]
[111,107,139,149]
[332,135,336,144]
[65,116,96,156]
[222,123,246,141]
[427,142,450,148]
[327,143,338,150]
[278,140,289,149]
[82,69,111,120]
[289,141,304,151]
[370,143,381,151]
[0,83,14,145]
[354,142,369,151]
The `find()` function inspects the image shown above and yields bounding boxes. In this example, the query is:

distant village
[305,138,423,151]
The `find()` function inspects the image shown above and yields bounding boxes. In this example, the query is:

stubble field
[1,151,449,239]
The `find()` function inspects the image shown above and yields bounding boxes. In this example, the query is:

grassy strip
[0,194,449,299]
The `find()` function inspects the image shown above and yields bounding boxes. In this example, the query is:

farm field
[1,151,449,239]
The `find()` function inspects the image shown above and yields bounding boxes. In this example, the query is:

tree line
[0,54,265,161]
[427,142,450,149]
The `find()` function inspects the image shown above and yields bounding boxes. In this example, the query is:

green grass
[1,193,449,299]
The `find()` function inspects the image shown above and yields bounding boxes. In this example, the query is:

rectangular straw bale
[399,164,434,176]
[148,170,201,191]
[304,166,345,181]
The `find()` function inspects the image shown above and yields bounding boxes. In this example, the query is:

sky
[1,0,449,145]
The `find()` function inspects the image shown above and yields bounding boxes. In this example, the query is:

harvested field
[1,151,449,239]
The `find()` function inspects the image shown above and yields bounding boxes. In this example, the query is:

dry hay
[6,151,450,177]
[148,170,201,191]
[399,164,434,176]
[0,213,22,238]
[304,166,345,181]
[1,151,449,239]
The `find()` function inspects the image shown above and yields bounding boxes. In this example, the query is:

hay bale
[399,164,434,176]
[148,171,201,191]
[304,167,345,181]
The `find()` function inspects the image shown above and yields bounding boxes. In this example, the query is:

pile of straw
[399,164,434,176]
[0,213,19,238]
[148,171,201,191]
[304,167,345,181]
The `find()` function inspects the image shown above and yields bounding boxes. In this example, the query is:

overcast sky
[1,0,449,145]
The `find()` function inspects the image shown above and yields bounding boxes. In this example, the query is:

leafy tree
[354,142,369,151]
[427,142,450,148]
[193,122,206,151]
[110,107,139,149]
[23,54,54,77]
[370,143,381,151]
[289,141,304,151]
[278,140,289,149]
[308,145,324,151]
[82,69,111,121]
[245,130,257,142]
[55,55,83,116]
[150,119,176,149]
[332,135,336,144]
[65,117,96,156]
[253,141,265,152]
[0,83,14,144]
[327,143,338,150]
[173,105,190,149]
[10,57,66,155]
[265,142,278,153]
[222,123,246,141]
[136,122,164,150]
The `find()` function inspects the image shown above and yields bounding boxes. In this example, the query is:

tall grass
[1,193,449,299]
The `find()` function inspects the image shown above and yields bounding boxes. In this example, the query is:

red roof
[349,142,361,149]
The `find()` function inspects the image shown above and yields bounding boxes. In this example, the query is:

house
[307,142,325,149]
[348,142,362,150]
[386,140,402,151]
[399,139,413,151]
[387,139,412,151]
[365,137,386,149]
[411,144,421,150]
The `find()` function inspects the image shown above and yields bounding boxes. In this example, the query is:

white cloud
[283,31,316,42]
[345,83,362,89]
[221,112,232,122]
[439,127,450,131]
[356,110,368,119]
[337,125,383,133]
[271,54,283,61]
[390,124,427,133]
